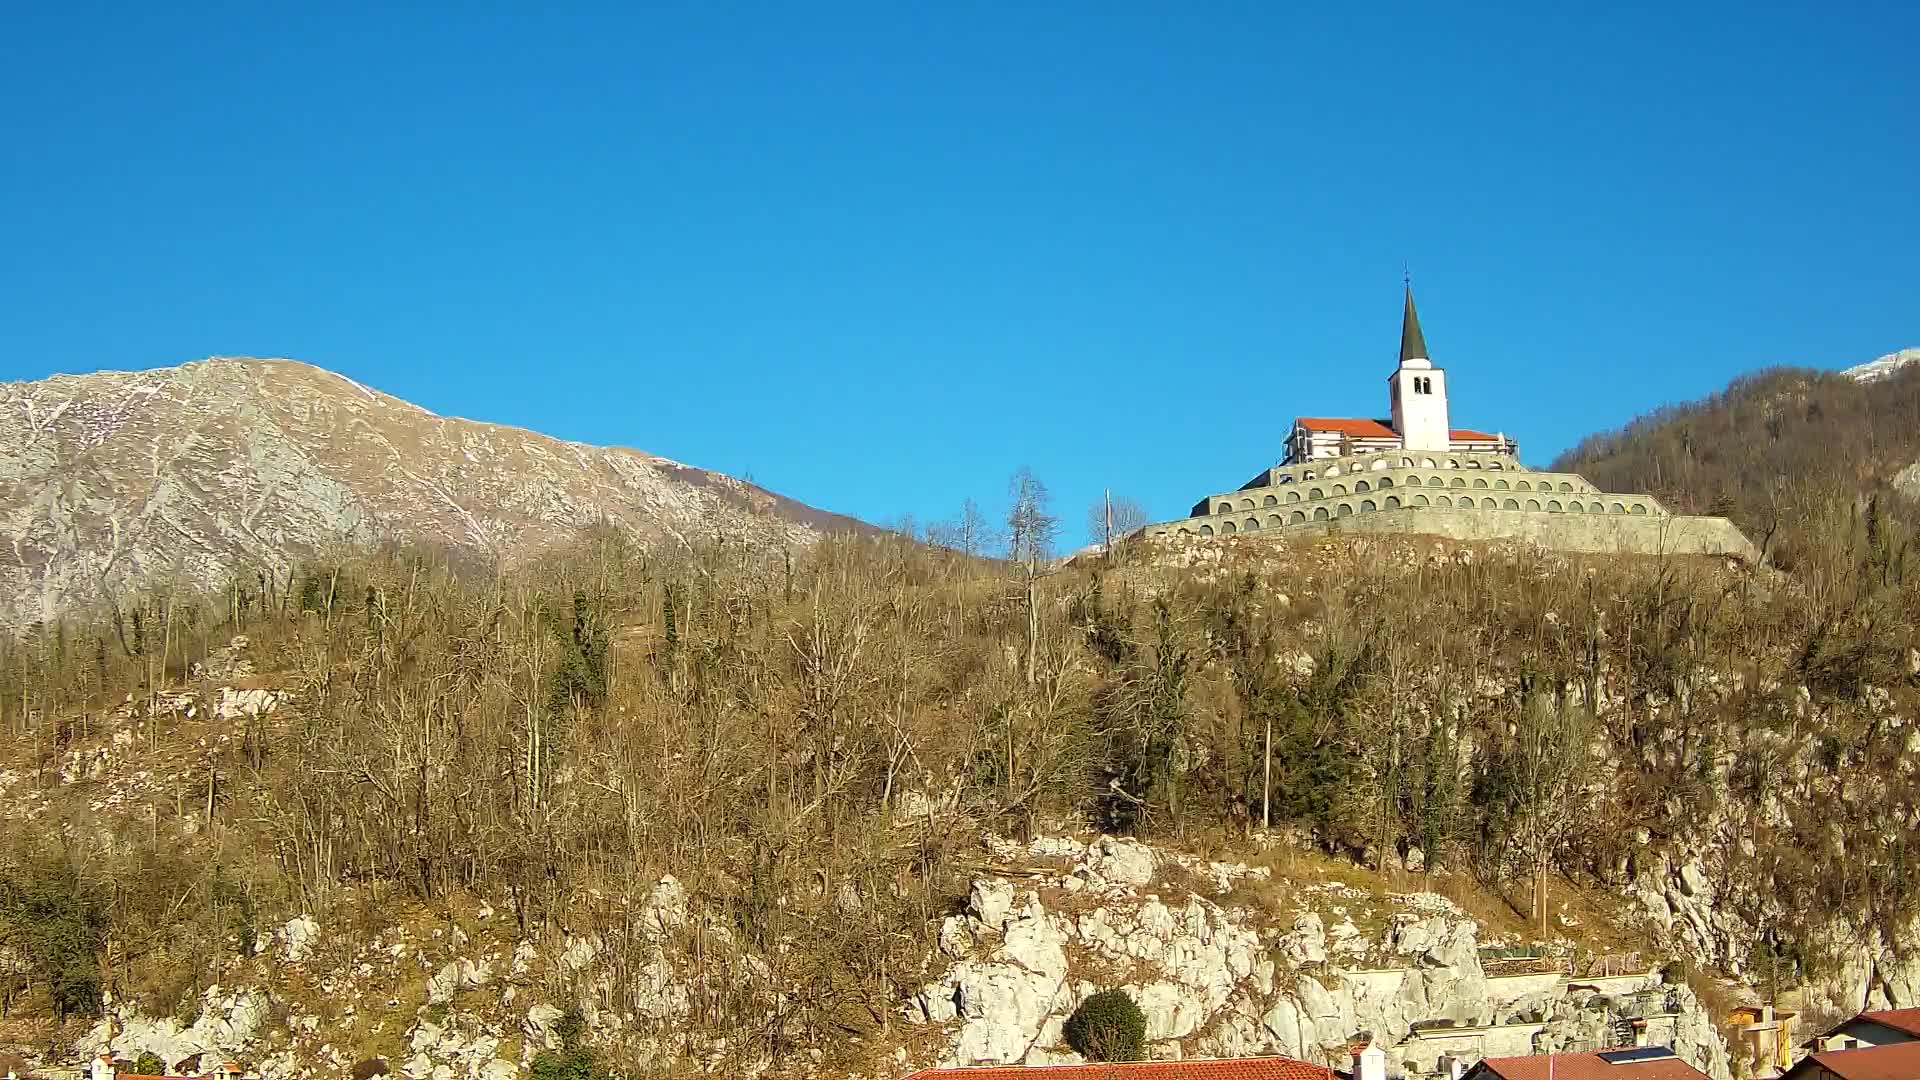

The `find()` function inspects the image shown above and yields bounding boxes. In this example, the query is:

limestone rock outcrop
[910,835,1733,1080]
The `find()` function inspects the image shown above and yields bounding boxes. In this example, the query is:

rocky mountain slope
[0,357,868,630]
[1843,347,1920,382]
[2,637,1746,1080]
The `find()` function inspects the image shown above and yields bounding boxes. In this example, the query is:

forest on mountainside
[1553,364,1920,568]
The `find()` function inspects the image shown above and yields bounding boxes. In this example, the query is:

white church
[1136,286,1756,559]
[1282,288,1515,464]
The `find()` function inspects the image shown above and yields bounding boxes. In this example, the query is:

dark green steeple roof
[1399,285,1429,363]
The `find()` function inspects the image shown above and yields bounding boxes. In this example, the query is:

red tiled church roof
[901,1057,1338,1080]
[1296,417,1399,438]
[1469,1052,1709,1080]
[1293,417,1503,442]
[1797,1041,1920,1080]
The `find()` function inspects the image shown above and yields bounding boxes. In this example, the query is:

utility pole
[1104,489,1114,560]
[1262,716,1272,829]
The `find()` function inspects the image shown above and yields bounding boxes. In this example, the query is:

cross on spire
[1399,281,1429,364]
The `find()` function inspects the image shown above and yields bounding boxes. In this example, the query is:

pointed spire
[1399,282,1429,364]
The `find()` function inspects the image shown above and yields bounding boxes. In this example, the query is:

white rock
[1283,912,1328,965]
[280,916,320,962]
[427,962,461,1005]
[214,687,286,720]
[1137,980,1204,1039]
[510,941,538,977]
[969,878,1016,931]
[1083,835,1156,887]
[559,935,599,973]
[939,916,975,959]
[523,1004,565,1050]
[1678,861,1710,898]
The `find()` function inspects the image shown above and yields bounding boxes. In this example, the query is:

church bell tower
[1388,284,1451,452]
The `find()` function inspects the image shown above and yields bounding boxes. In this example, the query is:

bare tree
[1507,686,1594,934]
[1007,468,1058,684]
[957,497,994,558]
[1084,491,1148,557]
[928,497,996,558]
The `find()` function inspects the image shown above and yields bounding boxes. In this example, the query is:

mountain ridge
[0,355,870,629]
[1843,346,1920,382]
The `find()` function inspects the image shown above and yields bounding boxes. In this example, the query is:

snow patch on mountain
[1845,348,1920,383]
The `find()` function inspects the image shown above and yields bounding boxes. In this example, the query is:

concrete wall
[1155,446,1752,560]
[1486,972,1568,1008]
[1169,470,1669,540]
[1396,1023,1549,1072]
[1576,973,1662,996]
[1247,449,1533,491]
[1172,507,1756,560]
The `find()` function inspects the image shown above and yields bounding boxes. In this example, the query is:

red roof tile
[1798,1041,1920,1080]
[1293,418,1505,443]
[1470,1052,1710,1080]
[1860,1009,1920,1038]
[902,1057,1337,1080]
[1296,417,1399,438]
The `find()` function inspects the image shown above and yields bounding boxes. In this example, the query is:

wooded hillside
[1553,364,1920,567]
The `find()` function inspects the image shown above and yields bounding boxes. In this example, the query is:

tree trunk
[1262,715,1272,829]
[1024,561,1037,685]
[1535,858,1549,936]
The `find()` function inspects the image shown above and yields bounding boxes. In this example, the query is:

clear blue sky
[3,6,1915,545]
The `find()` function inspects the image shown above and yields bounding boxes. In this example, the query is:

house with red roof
[1460,1047,1711,1080]
[1778,1040,1920,1080]
[899,1055,1339,1080]
[1809,1010,1920,1054]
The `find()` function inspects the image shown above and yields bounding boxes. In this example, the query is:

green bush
[529,1051,597,1080]
[134,1053,165,1076]
[0,852,109,1019]
[1063,989,1147,1062]
[529,1007,604,1080]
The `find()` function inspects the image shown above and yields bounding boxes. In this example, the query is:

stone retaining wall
[1193,507,1757,559]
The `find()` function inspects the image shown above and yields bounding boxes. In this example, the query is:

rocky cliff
[0,357,866,629]
[910,836,1730,1079]
[54,822,1738,1080]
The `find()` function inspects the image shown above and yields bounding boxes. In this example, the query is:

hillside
[0,358,870,631]
[1,514,1916,1080]
[1,355,1918,1080]
[1552,353,1920,566]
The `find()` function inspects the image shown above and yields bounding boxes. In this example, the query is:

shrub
[0,851,109,1019]
[1063,989,1147,1062]
[351,1058,390,1080]
[529,1049,599,1080]
[529,1008,602,1080]
[133,1054,165,1076]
